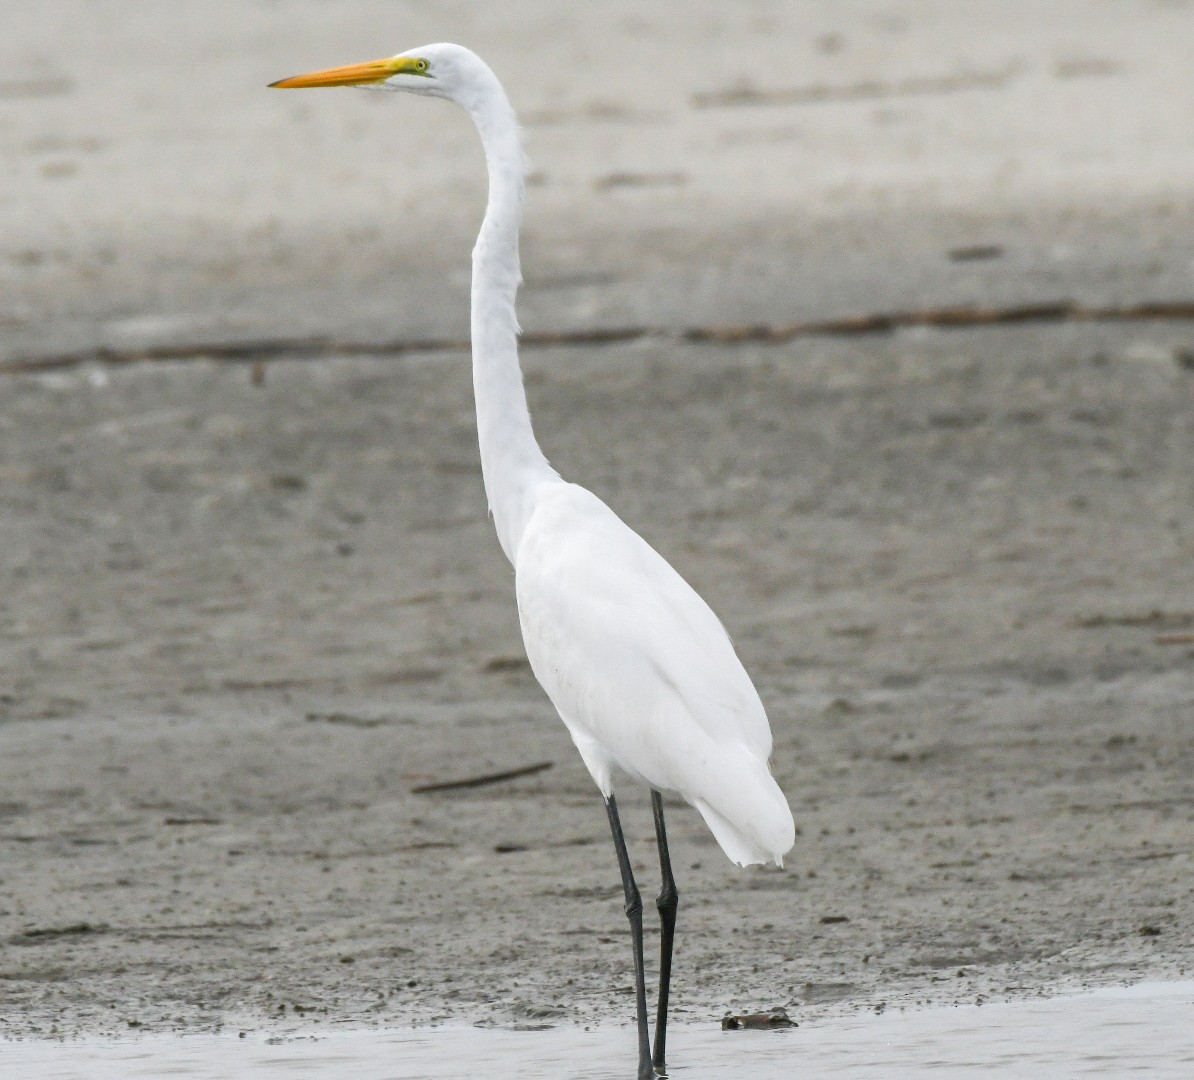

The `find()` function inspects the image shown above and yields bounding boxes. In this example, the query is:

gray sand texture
[2,0,1193,1043]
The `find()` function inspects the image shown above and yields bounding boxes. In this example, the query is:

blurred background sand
[5,0,1194,358]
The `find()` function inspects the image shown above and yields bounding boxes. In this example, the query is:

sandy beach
[2,0,1192,1043]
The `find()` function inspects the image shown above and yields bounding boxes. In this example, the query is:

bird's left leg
[650,790,679,1076]
[605,793,653,1080]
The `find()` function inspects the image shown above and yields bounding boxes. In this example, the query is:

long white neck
[464,79,560,563]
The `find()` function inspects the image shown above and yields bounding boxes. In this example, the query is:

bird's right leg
[650,790,679,1076]
[605,793,653,1080]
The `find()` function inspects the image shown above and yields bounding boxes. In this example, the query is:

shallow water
[5,982,1191,1079]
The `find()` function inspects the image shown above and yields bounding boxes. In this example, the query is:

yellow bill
[269,56,427,89]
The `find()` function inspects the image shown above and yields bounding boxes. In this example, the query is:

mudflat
[2,0,1192,1040]
[3,321,1192,1035]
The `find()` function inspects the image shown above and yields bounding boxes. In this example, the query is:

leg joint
[656,883,679,911]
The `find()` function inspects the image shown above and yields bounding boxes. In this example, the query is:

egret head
[270,43,489,105]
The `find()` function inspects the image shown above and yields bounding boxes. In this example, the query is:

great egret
[271,44,795,1079]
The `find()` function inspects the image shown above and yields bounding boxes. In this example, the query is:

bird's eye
[414,58,429,73]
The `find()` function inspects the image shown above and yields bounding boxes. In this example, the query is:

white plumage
[516,480,793,866]
[272,42,795,1077]
[420,41,796,869]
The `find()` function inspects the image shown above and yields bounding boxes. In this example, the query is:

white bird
[271,44,794,1080]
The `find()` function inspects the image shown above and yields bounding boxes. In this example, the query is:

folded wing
[516,483,794,866]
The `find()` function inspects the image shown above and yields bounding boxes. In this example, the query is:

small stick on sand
[411,761,553,794]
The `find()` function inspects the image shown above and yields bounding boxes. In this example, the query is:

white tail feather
[691,758,794,868]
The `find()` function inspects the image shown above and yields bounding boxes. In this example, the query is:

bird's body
[272,43,794,1077]
[517,480,793,866]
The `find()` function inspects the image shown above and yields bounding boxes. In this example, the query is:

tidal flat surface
[4,0,1193,1059]
[4,983,1192,1079]
[2,326,1193,1035]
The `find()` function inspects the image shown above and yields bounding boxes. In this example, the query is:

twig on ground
[411,761,553,794]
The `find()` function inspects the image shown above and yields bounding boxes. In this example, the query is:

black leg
[651,790,679,1076]
[605,794,653,1080]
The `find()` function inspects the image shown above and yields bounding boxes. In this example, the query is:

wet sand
[3,321,1192,1036]
[2,0,1193,1048]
